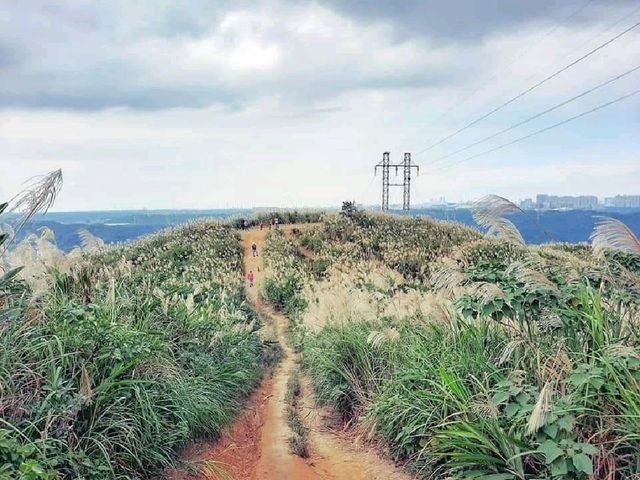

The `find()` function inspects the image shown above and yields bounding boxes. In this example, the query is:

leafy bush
[263,276,307,315]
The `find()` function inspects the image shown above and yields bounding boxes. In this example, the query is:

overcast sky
[1,0,639,211]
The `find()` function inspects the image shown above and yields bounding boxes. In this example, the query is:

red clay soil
[169,226,414,480]
[167,382,266,480]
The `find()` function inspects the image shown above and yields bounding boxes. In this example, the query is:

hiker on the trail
[274,217,279,229]
[259,220,264,231]
[269,218,273,229]
[247,270,255,287]
[251,242,258,257]
[243,219,249,230]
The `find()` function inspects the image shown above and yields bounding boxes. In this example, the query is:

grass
[0,220,266,479]
[285,369,309,458]
[261,230,308,316]
[262,210,640,479]
[4,197,639,479]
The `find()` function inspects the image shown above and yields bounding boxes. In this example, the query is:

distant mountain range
[6,208,640,252]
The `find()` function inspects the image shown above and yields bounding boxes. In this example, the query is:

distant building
[520,198,535,210]
[604,195,640,208]
[535,194,598,210]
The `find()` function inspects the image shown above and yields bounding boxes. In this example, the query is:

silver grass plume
[527,380,553,434]
[432,257,506,304]
[78,228,105,252]
[8,169,63,234]
[591,216,640,257]
[498,339,526,366]
[473,194,525,246]
[431,258,467,294]
[505,259,561,296]
[366,328,400,348]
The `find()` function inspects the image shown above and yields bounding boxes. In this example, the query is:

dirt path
[172,225,413,480]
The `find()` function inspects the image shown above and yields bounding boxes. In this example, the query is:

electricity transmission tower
[375,152,419,211]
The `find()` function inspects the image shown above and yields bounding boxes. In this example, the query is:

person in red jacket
[247,270,255,287]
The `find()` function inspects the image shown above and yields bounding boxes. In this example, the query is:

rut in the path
[172,226,414,480]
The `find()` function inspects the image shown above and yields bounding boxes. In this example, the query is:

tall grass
[265,211,640,479]
[0,221,265,479]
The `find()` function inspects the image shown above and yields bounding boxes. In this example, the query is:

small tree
[340,200,359,218]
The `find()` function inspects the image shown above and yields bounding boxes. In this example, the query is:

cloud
[1,1,460,110]
[1,1,639,210]
[317,0,635,42]
[6,1,634,111]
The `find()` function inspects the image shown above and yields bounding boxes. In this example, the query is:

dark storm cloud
[316,0,632,42]
[0,0,634,111]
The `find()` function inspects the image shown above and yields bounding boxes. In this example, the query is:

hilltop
[1,203,640,479]
[10,208,640,252]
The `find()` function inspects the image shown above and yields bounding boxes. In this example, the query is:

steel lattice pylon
[375,152,419,211]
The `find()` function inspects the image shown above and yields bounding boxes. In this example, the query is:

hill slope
[261,212,640,479]
[0,221,265,478]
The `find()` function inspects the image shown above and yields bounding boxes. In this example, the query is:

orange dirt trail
[171,225,414,480]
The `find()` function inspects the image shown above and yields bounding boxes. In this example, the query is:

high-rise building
[520,198,535,210]
[535,194,598,210]
[604,195,640,208]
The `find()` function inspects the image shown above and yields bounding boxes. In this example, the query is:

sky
[1,0,639,211]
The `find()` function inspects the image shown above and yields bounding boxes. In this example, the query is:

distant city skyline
[519,193,640,210]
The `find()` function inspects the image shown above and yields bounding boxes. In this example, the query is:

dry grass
[591,216,640,257]
[472,194,526,246]
[7,169,63,234]
[301,260,451,331]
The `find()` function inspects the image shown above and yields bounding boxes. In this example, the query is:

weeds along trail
[242,227,320,480]
[268,212,640,479]
[243,226,413,480]
[1,220,267,479]
[180,225,413,480]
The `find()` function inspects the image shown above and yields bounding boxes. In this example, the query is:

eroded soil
[170,225,414,480]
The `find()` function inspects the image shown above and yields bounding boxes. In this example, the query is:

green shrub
[0,221,265,479]
[263,276,307,315]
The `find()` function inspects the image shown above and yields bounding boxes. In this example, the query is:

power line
[448,2,640,137]
[425,0,597,130]
[427,88,640,174]
[556,2,640,70]
[414,19,640,157]
[428,63,640,165]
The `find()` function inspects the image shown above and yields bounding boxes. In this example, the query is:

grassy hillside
[0,221,267,479]
[263,212,640,479]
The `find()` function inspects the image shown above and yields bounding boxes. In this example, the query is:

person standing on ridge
[259,220,264,230]
[247,270,255,287]
[269,218,273,230]
[274,217,279,229]
[252,242,258,257]
[243,219,249,230]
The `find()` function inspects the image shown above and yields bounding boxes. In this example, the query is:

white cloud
[0,1,638,210]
